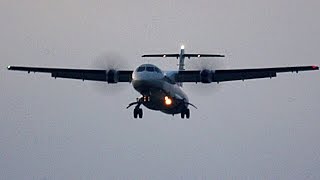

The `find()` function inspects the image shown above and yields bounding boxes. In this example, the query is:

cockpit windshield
[154,67,161,73]
[136,64,162,73]
[137,66,145,72]
[146,66,154,72]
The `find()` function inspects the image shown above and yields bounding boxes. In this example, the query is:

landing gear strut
[181,108,190,119]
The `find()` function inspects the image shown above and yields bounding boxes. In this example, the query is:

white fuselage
[132,64,189,115]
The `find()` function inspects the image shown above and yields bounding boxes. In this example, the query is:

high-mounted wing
[7,66,133,83]
[175,65,319,83]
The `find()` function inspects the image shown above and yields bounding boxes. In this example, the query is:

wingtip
[7,65,11,70]
[312,65,319,70]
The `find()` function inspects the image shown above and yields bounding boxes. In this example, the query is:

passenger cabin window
[146,66,154,72]
[137,66,145,72]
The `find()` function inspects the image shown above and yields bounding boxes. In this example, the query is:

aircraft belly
[132,77,189,114]
[134,80,188,114]
[143,97,186,114]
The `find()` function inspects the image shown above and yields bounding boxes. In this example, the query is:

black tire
[133,109,138,119]
[181,112,185,119]
[186,109,190,119]
[138,108,143,118]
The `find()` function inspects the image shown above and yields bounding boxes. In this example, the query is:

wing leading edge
[175,65,319,83]
[7,66,133,83]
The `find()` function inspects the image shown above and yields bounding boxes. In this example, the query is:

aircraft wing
[7,66,133,83]
[176,65,319,83]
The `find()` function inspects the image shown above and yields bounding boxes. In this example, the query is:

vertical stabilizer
[177,45,185,87]
[178,45,185,71]
[141,45,225,87]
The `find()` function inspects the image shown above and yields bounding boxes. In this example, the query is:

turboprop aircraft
[7,45,319,119]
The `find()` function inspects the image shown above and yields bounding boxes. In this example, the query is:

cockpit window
[154,67,161,73]
[137,66,145,72]
[146,66,154,72]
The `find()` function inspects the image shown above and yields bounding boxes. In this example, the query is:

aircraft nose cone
[132,72,164,92]
[132,71,163,81]
[132,72,147,81]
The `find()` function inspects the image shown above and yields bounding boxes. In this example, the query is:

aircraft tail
[142,45,224,71]
[178,45,185,71]
[141,45,225,86]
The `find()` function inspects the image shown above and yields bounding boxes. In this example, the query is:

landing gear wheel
[134,108,143,119]
[133,108,138,119]
[138,108,143,118]
[186,109,190,119]
[181,112,185,119]
[181,108,190,119]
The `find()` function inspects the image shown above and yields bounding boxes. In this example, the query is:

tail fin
[141,45,224,71]
[178,45,185,71]
[141,45,225,86]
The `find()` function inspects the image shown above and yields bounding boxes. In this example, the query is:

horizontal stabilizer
[142,54,179,58]
[142,54,224,58]
[184,54,225,58]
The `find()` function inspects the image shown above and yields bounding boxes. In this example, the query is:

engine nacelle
[107,69,118,83]
[200,69,213,83]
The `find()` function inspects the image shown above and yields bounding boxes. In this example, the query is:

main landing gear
[127,96,147,119]
[133,107,143,119]
[181,108,190,119]
[128,102,143,119]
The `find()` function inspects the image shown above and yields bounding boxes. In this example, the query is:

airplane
[7,45,319,119]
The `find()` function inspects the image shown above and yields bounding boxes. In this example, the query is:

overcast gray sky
[1,0,320,179]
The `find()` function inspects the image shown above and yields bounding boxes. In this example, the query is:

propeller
[90,52,130,96]
[184,58,226,95]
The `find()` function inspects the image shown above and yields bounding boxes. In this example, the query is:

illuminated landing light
[7,66,11,69]
[197,54,201,58]
[181,45,185,50]
[163,54,166,58]
[164,96,172,106]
